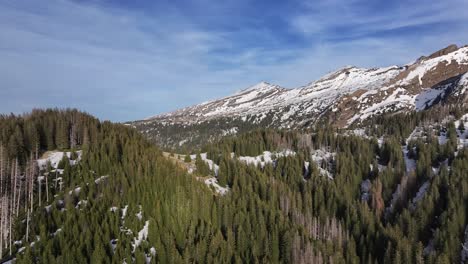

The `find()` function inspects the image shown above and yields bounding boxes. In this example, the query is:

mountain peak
[416,44,460,63]
[238,81,282,94]
[139,43,468,132]
[427,44,459,59]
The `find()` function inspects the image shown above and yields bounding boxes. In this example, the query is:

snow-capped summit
[133,44,468,148]
[238,81,282,94]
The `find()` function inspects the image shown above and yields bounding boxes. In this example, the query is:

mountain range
[131,44,468,149]
[1,44,468,264]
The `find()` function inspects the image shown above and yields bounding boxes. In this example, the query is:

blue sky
[1,0,467,121]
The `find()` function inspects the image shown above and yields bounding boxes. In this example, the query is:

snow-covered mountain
[131,44,468,148]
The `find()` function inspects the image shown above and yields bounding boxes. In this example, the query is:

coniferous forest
[0,107,467,264]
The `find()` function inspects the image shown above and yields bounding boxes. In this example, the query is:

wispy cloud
[0,0,467,121]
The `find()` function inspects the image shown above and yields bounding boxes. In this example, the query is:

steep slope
[2,109,468,263]
[131,44,468,149]
[332,46,468,126]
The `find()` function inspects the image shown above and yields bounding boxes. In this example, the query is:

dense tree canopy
[0,107,467,263]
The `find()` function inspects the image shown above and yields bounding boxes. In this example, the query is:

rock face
[130,45,468,149]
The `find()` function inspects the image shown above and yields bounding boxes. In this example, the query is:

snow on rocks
[348,87,416,125]
[403,129,419,173]
[414,88,445,110]
[110,239,118,253]
[190,153,219,176]
[455,72,468,96]
[52,228,63,237]
[400,46,468,86]
[221,127,239,136]
[146,64,402,127]
[310,149,335,179]
[455,113,468,149]
[137,45,468,140]
[132,221,149,252]
[122,205,129,220]
[37,150,82,169]
[145,247,157,264]
[360,179,372,202]
[94,175,109,184]
[403,146,416,173]
[409,181,430,211]
[236,150,296,167]
[68,186,81,196]
[75,200,88,209]
[136,205,143,221]
[204,177,229,195]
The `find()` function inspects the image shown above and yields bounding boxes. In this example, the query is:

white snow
[142,46,468,130]
[348,87,416,124]
[110,239,118,253]
[136,205,143,220]
[403,129,418,173]
[237,150,296,168]
[190,153,219,176]
[68,187,81,196]
[403,147,416,173]
[409,181,430,210]
[221,127,239,136]
[414,88,445,110]
[455,113,468,149]
[455,72,468,96]
[178,139,188,146]
[75,200,88,209]
[149,65,403,127]
[132,221,149,252]
[401,46,468,86]
[204,177,229,195]
[122,205,129,219]
[53,228,62,236]
[37,150,82,169]
[94,175,109,184]
[310,149,335,179]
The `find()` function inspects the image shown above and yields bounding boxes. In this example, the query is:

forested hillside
[1,107,467,263]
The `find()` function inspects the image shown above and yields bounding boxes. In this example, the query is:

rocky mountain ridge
[131,44,468,149]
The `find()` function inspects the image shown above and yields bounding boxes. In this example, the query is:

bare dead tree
[9,189,12,255]
[0,196,4,258]
[12,160,17,219]
[24,163,29,214]
[70,114,77,149]
[25,210,30,243]
[29,152,34,213]
[38,176,41,207]
[0,144,3,198]
[45,171,49,203]
[16,169,21,216]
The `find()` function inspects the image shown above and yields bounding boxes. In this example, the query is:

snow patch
[132,221,149,252]
[37,150,82,169]
[409,181,430,210]
[204,177,229,195]
[122,205,129,219]
[237,150,296,168]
